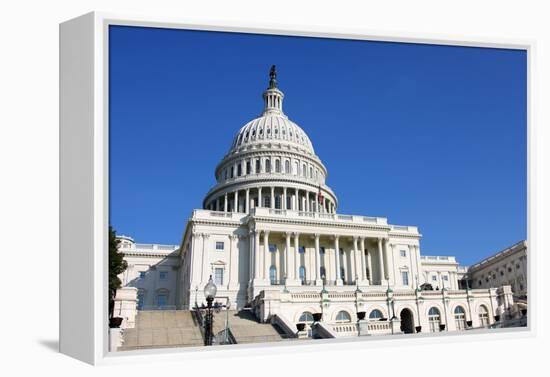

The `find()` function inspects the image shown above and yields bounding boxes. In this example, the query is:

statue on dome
[268,65,278,89]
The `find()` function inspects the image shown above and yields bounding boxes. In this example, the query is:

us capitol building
[115,67,524,344]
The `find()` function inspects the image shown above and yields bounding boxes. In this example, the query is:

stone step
[212,310,284,344]
[119,310,203,350]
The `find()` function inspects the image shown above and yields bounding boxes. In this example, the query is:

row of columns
[208,186,336,214]
[221,155,323,187]
[248,230,399,286]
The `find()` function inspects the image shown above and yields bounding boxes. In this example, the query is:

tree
[109,225,127,318]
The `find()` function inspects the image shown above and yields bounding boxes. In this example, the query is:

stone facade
[117,68,522,337]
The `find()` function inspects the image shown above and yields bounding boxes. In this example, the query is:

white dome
[203,65,339,214]
[229,114,315,155]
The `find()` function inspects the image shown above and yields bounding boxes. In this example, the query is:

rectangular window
[230,167,234,178]
[402,271,409,286]
[299,246,305,254]
[246,161,251,174]
[431,275,437,281]
[269,243,277,252]
[237,164,242,176]
[264,197,271,208]
[214,268,224,285]
[400,249,407,257]
[216,241,224,250]
[159,271,168,280]
[443,275,449,281]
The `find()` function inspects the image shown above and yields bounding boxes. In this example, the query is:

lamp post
[203,275,217,346]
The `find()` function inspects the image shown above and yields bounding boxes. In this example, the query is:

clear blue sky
[109,26,526,266]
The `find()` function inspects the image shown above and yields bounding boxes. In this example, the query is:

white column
[228,235,239,289]
[190,233,201,288]
[283,187,287,210]
[270,187,275,209]
[334,236,342,285]
[264,231,270,281]
[384,238,394,285]
[258,187,262,208]
[201,234,210,285]
[366,247,373,284]
[353,236,359,283]
[294,233,300,282]
[254,230,261,279]
[249,230,255,283]
[377,238,385,285]
[360,237,366,283]
[314,234,320,283]
[233,191,238,213]
[294,188,298,210]
[224,193,228,212]
[245,188,250,213]
[305,192,310,212]
[414,245,424,285]
[285,232,292,280]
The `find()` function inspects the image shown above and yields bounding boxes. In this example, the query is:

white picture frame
[59,11,534,365]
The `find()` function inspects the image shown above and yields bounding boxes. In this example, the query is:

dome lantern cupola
[262,65,285,117]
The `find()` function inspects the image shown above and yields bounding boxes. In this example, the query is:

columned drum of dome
[202,66,338,215]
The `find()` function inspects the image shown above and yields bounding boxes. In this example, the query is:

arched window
[335,311,351,323]
[479,305,489,327]
[428,307,441,332]
[299,266,306,281]
[299,312,314,323]
[275,159,281,173]
[369,309,383,320]
[294,161,299,175]
[285,160,290,173]
[454,306,466,330]
[310,167,313,178]
[265,159,271,173]
[255,159,260,173]
[302,164,306,176]
[269,266,277,285]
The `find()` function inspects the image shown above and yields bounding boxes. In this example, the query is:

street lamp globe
[204,275,217,299]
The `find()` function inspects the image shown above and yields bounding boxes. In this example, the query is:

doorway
[400,308,415,334]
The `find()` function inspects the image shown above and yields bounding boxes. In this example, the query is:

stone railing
[421,255,457,263]
[253,207,390,227]
[367,321,393,335]
[331,323,358,336]
[192,209,249,222]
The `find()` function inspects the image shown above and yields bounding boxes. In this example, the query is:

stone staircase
[212,310,287,344]
[119,309,289,351]
[119,310,203,351]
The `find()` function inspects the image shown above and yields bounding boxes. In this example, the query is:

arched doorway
[400,308,415,334]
